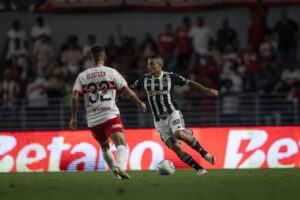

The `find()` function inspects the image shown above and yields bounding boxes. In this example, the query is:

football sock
[102,149,115,170]
[116,145,128,170]
[189,137,208,158]
[181,153,203,171]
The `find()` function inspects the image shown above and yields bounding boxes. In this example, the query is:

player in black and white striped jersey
[131,55,219,175]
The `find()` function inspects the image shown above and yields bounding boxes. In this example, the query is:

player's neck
[153,71,162,78]
[93,61,104,67]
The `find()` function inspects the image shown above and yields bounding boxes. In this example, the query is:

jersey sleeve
[114,70,128,93]
[73,75,83,95]
[171,73,187,86]
[134,76,144,90]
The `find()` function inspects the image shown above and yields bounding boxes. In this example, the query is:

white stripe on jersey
[144,76,156,120]
[166,75,175,111]
[159,78,167,113]
[151,77,160,116]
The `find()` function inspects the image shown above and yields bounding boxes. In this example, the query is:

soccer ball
[157,160,175,175]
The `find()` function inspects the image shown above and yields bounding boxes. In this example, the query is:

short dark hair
[148,54,163,60]
[90,45,105,62]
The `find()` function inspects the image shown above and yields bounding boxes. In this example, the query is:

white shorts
[154,110,185,146]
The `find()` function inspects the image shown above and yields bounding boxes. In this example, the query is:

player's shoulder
[139,73,151,79]
[163,71,176,77]
[102,65,120,74]
[163,71,174,75]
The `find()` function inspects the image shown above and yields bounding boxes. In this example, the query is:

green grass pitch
[0,169,299,200]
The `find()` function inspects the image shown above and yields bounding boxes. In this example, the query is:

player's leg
[174,130,216,165]
[109,132,127,170]
[90,125,120,179]
[109,132,131,179]
[165,137,207,175]
[170,111,216,165]
[100,139,121,179]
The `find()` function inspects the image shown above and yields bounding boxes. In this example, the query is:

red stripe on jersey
[73,90,83,95]
[82,82,115,90]
[109,81,115,86]
[29,85,46,93]
[97,87,116,91]
[83,87,116,93]
[118,85,128,94]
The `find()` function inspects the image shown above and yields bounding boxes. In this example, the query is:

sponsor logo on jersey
[152,90,168,96]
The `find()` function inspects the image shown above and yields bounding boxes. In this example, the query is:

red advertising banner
[0,126,300,172]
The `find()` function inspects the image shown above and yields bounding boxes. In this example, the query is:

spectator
[5,20,28,54]
[219,44,239,76]
[259,60,280,94]
[274,62,300,93]
[158,23,175,69]
[105,35,120,66]
[139,32,158,59]
[31,16,51,45]
[7,56,23,87]
[249,0,268,30]
[220,79,240,126]
[61,35,82,75]
[259,30,277,65]
[241,42,260,91]
[0,69,20,119]
[63,76,74,107]
[45,58,64,105]
[174,16,192,72]
[33,34,54,76]
[6,38,29,79]
[216,18,238,53]
[188,16,213,66]
[26,72,48,108]
[274,9,298,64]
[248,16,266,51]
[83,34,96,69]
[195,55,219,89]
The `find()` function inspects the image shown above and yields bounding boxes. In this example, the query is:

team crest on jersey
[162,78,168,87]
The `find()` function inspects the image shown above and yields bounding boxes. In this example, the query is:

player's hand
[139,102,147,112]
[206,89,219,97]
[69,118,77,131]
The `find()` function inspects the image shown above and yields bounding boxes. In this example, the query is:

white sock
[116,145,128,170]
[102,150,115,170]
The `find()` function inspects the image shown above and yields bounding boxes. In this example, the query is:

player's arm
[69,92,79,131]
[121,87,146,112]
[186,79,219,97]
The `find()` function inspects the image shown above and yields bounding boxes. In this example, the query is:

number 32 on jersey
[87,81,111,103]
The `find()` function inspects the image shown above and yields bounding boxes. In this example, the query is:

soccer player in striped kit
[70,45,146,179]
[131,55,219,175]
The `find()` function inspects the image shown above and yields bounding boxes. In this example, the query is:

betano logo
[224,130,299,168]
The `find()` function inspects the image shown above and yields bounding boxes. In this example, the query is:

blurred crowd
[1,3,300,124]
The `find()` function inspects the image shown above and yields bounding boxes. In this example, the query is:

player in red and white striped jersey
[0,69,20,107]
[0,69,20,119]
[33,34,54,76]
[70,45,146,179]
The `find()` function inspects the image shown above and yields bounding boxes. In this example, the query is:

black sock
[181,153,202,171]
[189,138,208,158]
